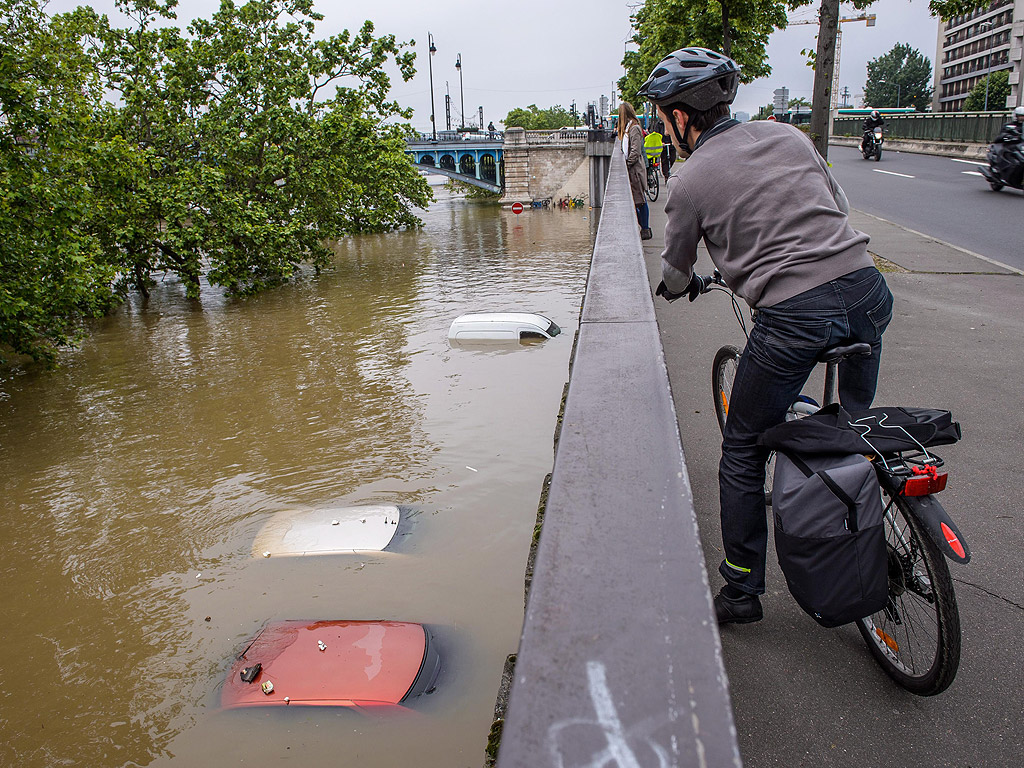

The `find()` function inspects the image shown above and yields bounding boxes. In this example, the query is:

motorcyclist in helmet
[987,106,1024,188]
[994,106,1024,145]
[641,47,894,626]
[862,109,884,153]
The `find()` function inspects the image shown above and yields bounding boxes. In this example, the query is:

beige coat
[624,121,646,206]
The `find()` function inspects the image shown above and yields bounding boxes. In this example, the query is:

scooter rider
[862,109,884,153]
[987,106,1024,188]
[640,47,894,625]
[994,106,1024,145]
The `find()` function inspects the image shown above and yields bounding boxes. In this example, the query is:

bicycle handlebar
[695,270,726,295]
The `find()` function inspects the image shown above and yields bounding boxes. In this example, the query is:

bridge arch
[480,153,497,184]
[404,137,505,193]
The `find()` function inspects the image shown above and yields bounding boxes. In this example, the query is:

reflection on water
[0,186,596,767]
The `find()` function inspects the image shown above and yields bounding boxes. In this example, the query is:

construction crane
[790,13,876,111]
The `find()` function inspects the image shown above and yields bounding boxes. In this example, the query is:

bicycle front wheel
[856,490,961,696]
[646,169,659,202]
[711,345,776,506]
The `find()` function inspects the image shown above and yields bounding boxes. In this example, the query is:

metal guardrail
[495,140,741,768]
[832,111,1010,144]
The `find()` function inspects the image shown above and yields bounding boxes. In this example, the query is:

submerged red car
[222,620,440,710]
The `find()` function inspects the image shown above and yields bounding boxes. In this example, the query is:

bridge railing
[495,140,741,768]
[523,129,590,146]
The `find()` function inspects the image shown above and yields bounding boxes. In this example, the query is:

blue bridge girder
[405,135,504,193]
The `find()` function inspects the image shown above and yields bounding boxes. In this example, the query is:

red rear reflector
[941,522,966,559]
[902,472,948,496]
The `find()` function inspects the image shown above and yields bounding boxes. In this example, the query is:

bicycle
[645,157,660,202]
[700,271,968,696]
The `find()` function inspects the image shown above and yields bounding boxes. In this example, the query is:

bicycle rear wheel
[646,168,659,202]
[856,489,961,696]
[711,345,776,505]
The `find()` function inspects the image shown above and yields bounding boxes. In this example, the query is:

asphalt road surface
[827,145,1022,271]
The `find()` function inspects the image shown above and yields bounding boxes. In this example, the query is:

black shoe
[640,227,653,240]
[714,588,763,625]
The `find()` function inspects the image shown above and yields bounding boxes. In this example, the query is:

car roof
[222,620,430,709]
[252,505,401,557]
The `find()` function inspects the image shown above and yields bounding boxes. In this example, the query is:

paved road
[642,184,1024,768]
[827,145,1023,271]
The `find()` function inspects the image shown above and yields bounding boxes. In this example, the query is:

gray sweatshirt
[661,121,872,308]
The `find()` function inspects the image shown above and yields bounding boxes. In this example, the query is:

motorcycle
[979,140,1024,193]
[861,127,883,161]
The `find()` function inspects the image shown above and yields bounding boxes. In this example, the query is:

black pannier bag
[771,451,888,628]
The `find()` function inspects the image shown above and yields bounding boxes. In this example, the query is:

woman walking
[617,102,652,240]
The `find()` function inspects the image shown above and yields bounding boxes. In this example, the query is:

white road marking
[962,171,985,177]
[951,158,985,165]
[872,169,915,178]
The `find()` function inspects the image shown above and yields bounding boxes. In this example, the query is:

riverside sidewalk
[641,192,1024,768]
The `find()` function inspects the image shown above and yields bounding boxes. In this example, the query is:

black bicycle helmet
[637,48,740,111]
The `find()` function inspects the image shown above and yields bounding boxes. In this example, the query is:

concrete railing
[496,141,741,768]
[524,129,590,146]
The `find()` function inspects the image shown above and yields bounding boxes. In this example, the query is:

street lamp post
[455,54,465,129]
[428,33,437,140]
[979,21,994,112]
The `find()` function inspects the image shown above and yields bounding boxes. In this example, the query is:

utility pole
[455,54,465,129]
[445,82,451,131]
[840,86,852,109]
[793,10,876,158]
[427,33,437,140]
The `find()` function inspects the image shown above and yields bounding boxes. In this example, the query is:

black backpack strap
[814,470,859,532]
[783,452,860,532]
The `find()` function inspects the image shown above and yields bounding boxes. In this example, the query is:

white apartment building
[932,0,1024,111]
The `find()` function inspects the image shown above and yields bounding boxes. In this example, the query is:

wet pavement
[642,185,1024,768]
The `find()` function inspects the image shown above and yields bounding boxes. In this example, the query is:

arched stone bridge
[405,128,615,206]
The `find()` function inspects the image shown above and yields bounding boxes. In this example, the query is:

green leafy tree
[863,43,933,111]
[963,70,1010,111]
[0,0,120,364]
[503,104,575,130]
[619,0,788,105]
[90,0,431,299]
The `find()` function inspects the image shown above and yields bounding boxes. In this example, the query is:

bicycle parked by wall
[701,271,968,696]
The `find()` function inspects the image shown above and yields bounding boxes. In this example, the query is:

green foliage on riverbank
[1,0,431,364]
[503,104,575,130]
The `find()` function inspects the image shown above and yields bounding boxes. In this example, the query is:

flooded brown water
[0,186,596,767]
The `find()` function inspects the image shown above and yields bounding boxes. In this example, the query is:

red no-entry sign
[511,202,524,215]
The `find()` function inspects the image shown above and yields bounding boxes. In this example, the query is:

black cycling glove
[655,280,685,302]
[686,273,709,301]
[656,274,708,303]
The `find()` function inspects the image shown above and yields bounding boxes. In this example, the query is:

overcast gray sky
[48,0,943,124]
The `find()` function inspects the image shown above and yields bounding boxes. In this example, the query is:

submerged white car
[447,313,561,342]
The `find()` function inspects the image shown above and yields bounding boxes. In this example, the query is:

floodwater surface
[0,186,596,767]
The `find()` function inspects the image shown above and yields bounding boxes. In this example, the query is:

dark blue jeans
[636,201,650,229]
[718,266,894,595]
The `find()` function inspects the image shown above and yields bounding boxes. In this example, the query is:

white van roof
[448,312,560,342]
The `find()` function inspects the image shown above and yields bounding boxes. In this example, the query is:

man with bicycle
[639,48,894,625]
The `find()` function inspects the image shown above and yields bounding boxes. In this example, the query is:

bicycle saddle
[817,342,871,363]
